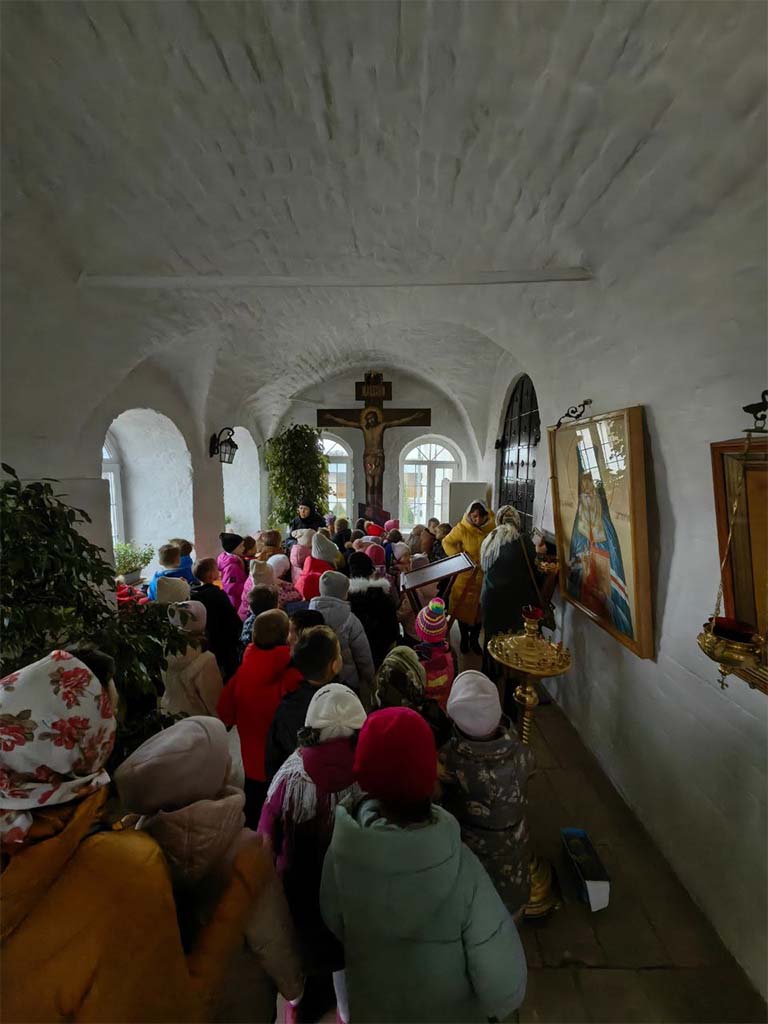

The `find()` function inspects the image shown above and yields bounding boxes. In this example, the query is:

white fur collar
[348,576,391,594]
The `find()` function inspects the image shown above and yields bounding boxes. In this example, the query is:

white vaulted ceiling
[1,0,765,455]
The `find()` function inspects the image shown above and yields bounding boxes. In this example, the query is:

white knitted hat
[446,670,502,739]
[268,553,290,578]
[311,532,339,564]
[305,682,366,741]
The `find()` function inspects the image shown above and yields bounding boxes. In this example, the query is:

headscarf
[267,553,290,579]
[167,600,207,633]
[374,646,426,708]
[463,499,490,525]
[250,559,275,584]
[305,683,366,742]
[311,532,339,564]
[480,504,522,572]
[0,651,117,845]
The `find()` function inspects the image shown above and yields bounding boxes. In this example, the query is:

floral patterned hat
[0,651,116,846]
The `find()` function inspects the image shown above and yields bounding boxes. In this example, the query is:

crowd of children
[2,501,541,1023]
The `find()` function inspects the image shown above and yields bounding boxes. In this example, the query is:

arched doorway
[105,409,194,575]
[400,437,464,526]
[222,426,261,535]
[497,375,540,532]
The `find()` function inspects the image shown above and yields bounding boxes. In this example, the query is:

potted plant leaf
[114,540,155,585]
[264,423,328,529]
[0,465,188,749]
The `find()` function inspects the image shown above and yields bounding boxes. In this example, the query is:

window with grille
[321,435,352,519]
[497,375,540,532]
[401,441,461,526]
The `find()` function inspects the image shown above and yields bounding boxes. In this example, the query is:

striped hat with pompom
[415,597,448,642]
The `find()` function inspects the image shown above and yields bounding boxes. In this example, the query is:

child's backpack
[415,640,455,710]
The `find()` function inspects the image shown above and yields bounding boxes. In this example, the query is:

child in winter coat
[114,716,304,1017]
[309,571,375,708]
[347,552,399,668]
[320,707,527,1024]
[442,671,534,921]
[191,557,242,681]
[290,529,316,585]
[297,533,339,601]
[265,626,343,780]
[259,684,366,1024]
[218,532,248,610]
[240,584,279,652]
[267,553,303,610]
[256,530,282,562]
[218,609,303,826]
[414,597,456,710]
[239,559,278,621]
[162,600,223,716]
[169,537,199,585]
[148,543,187,600]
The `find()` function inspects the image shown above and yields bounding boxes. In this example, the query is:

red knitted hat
[354,707,437,804]
[415,597,448,642]
[366,523,385,537]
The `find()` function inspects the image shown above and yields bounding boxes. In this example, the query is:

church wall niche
[221,426,261,536]
[106,408,194,576]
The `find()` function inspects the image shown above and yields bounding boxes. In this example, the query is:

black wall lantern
[209,427,238,464]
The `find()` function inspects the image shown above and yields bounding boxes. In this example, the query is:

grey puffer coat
[309,595,375,706]
[440,722,534,918]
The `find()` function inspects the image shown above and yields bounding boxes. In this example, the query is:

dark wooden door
[497,375,540,531]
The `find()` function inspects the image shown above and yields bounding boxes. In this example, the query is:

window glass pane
[433,466,454,521]
[325,458,349,518]
[102,444,111,459]
[101,470,119,547]
[321,438,349,457]
[401,462,428,526]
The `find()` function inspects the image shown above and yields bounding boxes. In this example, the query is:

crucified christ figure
[322,405,426,510]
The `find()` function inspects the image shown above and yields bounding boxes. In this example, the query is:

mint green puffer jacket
[320,800,526,1023]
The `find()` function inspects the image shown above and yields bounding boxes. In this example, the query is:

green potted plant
[0,466,188,740]
[114,540,155,585]
[264,423,329,528]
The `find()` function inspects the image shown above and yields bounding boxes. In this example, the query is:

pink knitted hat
[384,519,400,532]
[367,543,386,566]
[415,597,448,642]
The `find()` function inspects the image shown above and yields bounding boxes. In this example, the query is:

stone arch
[222,426,261,536]
[105,408,194,576]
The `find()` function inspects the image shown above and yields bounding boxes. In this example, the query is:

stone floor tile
[575,967,667,1022]
[599,840,732,968]
[533,899,607,968]
[637,967,768,1023]
[520,968,591,1023]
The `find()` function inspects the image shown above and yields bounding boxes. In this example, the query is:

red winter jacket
[217,644,302,781]
[295,556,334,602]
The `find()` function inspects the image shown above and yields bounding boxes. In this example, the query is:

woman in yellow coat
[441,501,496,655]
[1,650,288,1024]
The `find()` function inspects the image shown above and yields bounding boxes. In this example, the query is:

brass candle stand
[488,608,572,919]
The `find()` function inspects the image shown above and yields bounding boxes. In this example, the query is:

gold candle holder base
[526,854,560,918]
[489,610,573,921]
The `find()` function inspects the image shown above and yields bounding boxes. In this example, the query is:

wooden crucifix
[318,371,431,516]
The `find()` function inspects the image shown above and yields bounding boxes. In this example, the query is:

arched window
[101,436,124,547]
[497,374,540,532]
[321,434,353,519]
[401,440,461,526]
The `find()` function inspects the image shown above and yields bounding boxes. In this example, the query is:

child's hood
[301,737,356,794]
[140,786,246,885]
[309,595,351,630]
[239,644,296,688]
[330,801,464,937]
[115,716,230,815]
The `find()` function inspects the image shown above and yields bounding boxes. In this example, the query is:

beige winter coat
[115,718,303,1003]
[161,645,224,717]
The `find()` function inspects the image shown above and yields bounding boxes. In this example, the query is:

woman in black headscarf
[287,500,326,540]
